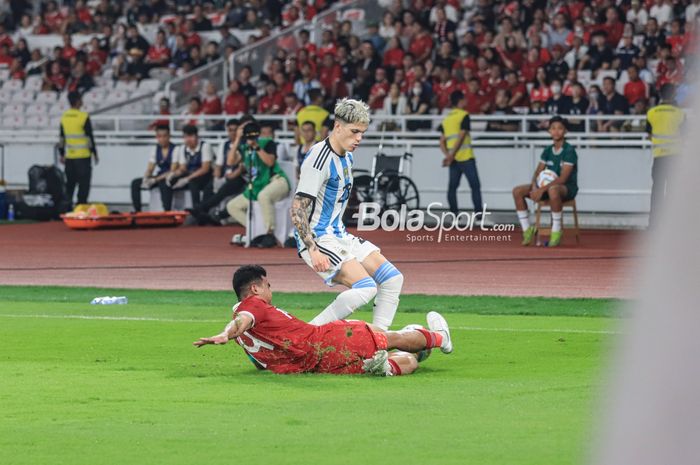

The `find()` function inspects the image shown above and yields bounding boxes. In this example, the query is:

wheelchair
[344,150,420,226]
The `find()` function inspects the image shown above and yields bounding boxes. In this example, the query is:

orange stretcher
[61,211,188,230]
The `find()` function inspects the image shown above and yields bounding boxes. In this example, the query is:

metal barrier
[0,113,656,147]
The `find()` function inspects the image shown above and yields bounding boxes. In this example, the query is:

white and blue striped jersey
[295,138,354,243]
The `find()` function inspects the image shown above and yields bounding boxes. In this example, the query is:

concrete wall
[1,141,652,213]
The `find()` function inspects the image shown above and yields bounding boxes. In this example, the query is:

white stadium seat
[25,102,48,116]
[138,78,161,92]
[35,91,58,103]
[10,89,35,103]
[2,79,24,91]
[0,88,12,101]
[114,80,138,92]
[0,69,10,81]
[2,115,25,128]
[49,116,62,128]
[24,76,42,92]
[49,101,70,115]
[105,90,129,102]
[25,114,50,129]
[83,89,105,104]
[3,102,24,115]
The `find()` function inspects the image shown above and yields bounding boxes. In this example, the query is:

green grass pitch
[0,286,620,465]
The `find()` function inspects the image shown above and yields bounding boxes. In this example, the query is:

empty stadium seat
[138,79,161,92]
[25,114,50,129]
[11,89,35,103]
[49,101,70,115]
[1,79,23,91]
[83,89,105,104]
[2,115,25,128]
[0,69,10,81]
[3,102,24,115]
[114,80,138,92]
[35,91,59,103]
[0,88,12,101]
[24,76,43,92]
[25,102,48,116]
[105,90,129,102]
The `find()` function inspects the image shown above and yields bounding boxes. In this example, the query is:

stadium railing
[164,58,229,110]
[0,113,654,144]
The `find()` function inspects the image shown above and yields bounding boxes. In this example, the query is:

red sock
[388,358,402,376]
[415,328,443,349]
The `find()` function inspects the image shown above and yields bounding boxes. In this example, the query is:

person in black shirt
[598,77,630,132]
[566,83,589,132]
[641,17,666,57]
[125,24,150,56]
[131,125,176,212]
[579,31,614,71]
[486,89,519,132]
[192,4,213,31]
[616,33,641,70]
[545,44,569,83]
[545,80,573,116]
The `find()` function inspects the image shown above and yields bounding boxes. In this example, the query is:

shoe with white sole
[426,311,453,354]
[401,324,432,362]
[362,350,392,376]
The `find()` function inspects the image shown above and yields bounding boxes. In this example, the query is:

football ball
[537,169,558,188]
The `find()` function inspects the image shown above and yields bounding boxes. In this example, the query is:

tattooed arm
[291,195,330,272]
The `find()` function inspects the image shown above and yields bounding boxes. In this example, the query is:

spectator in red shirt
[273,71,294,96]
[529,67,553,104]
[505,71,528,107]
[596,7,624,47]
[149,97,171,130]
[43,61,67,91]
[0,24,13,49]
[408,22,433,63]
[432,65,458,111]
[44,1,65,32]
[521,47,543,83]
[317,30,336,57]
[61,34,77,60]
[9,59,26,81]
[297,29,317,58]
[257,81,284,114]
[224,80,249,115]
[657,55,684,89]
[623,65,649,105]
[75,0,93,24]
[318,53,343,100]
[666,19,687,57]
[464,77,489,114]
[368,67,391,110]
[283,92,303,116]
[0,44,13,66]
[184,96,204,127]
[202,82,223,115]
[146,30,171,68]
[383,37,405,70]
[183,19,202,48]
[486,63,509,95]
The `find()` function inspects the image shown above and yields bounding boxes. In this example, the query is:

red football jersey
[233,296,322,374]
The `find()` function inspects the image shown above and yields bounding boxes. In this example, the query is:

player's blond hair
[334,98,370,126]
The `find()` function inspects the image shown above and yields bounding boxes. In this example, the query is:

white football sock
[372,262,404,330]
[309,277,377,326]
[551,211,563,233]
[517,210,530,230]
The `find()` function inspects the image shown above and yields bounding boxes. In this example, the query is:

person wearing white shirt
[168,124,214,208]
[687,0,700,23]
[188,119,247,225]
[649,0,673,29]
[627,0,649,33]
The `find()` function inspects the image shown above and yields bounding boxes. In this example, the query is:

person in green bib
[512,116,578,247]
[226,121,290,243]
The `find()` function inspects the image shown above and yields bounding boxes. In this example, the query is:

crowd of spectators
[0,1,333,94]
[0,1,697,133]
[200,0,696,133]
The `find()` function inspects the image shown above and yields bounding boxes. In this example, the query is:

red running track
[0,222,639,298]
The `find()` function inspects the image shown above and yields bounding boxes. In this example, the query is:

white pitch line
[0,314,619,335]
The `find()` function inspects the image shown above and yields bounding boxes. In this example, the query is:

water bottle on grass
[90,296,128,305]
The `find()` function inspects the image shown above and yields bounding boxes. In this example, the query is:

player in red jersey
[193,265,453,376]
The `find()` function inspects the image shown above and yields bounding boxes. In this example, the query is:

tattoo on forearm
[291,196,317,251]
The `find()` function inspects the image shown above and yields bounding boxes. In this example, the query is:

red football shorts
[311,320,388,375]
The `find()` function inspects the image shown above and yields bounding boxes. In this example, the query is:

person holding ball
[512,116,578,247]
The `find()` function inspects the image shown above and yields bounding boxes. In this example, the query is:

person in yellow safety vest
[646,83,685,225]
[438,90,483,216]
[58,91,99,206]
[296,89,331,142]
